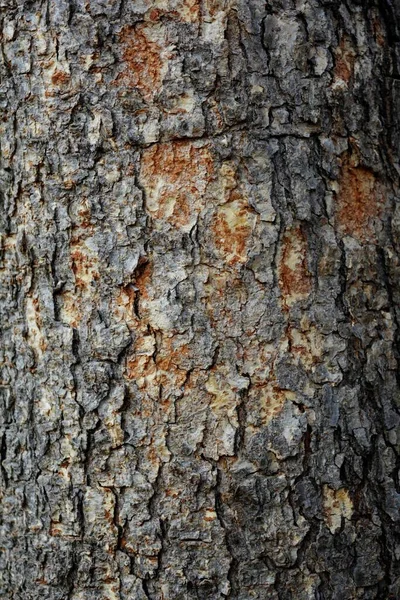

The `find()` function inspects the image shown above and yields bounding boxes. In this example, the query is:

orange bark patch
[156,338,190,390]
[372,16,386,47]
[212,190,255,265]
[59,202,100,328]
[334,36,356,84]
[247,381,296,427]
[123,260,191,405]
[278,225,312,309]
[335,155,384,243]
[51,70,70,85]
[259,384,294,422]
[68,201,99,292]
[70,247,99,289]
[140,141,214,231]
[115,24,172,100]
[176,0,200,21]
[126,333,190,401]
[50,522,63,537]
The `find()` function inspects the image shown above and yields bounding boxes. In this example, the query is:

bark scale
[1,0,400,598]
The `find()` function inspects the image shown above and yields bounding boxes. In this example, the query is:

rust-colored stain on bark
[51,70,70,85]
[335,154,384,243]
[157,338,190,394]
[180,0,200,22]
[122,257,191,399]
[70,247,99,289]
[50,522,62,537]
[278,225,312,309]
[372,17,386,47]
[126,334,189,398]
[140,141,214,230]
[212,191,255,266]
[69,202,99,292]
[334,36,356,84]
[59,202,100,328]
[115,24,171,100]
[260,384,294,422]
[247,381,296,427]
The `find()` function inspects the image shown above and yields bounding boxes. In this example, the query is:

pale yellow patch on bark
[323,486,353,533]
[25,296,46,357]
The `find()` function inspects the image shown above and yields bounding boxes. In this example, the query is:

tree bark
[1,0,400,598]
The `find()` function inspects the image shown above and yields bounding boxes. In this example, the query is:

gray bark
[1,0,400,598]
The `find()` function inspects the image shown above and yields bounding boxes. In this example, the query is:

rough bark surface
[1,0,400,598]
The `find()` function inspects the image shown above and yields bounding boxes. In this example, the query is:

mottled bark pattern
[1,0,400,598]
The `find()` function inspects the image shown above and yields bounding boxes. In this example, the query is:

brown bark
[1,0,400,598]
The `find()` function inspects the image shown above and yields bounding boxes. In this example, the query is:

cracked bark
[1,0,400,598]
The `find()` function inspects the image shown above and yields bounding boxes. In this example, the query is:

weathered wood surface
[1,0,400,598]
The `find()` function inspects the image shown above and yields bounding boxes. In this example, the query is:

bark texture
[1,0,400,598]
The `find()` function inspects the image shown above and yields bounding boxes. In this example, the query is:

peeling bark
[1,0,400,598]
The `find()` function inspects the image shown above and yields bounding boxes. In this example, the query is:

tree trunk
[1,0,400,598]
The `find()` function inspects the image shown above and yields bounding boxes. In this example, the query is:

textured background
[1,0,400,598]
